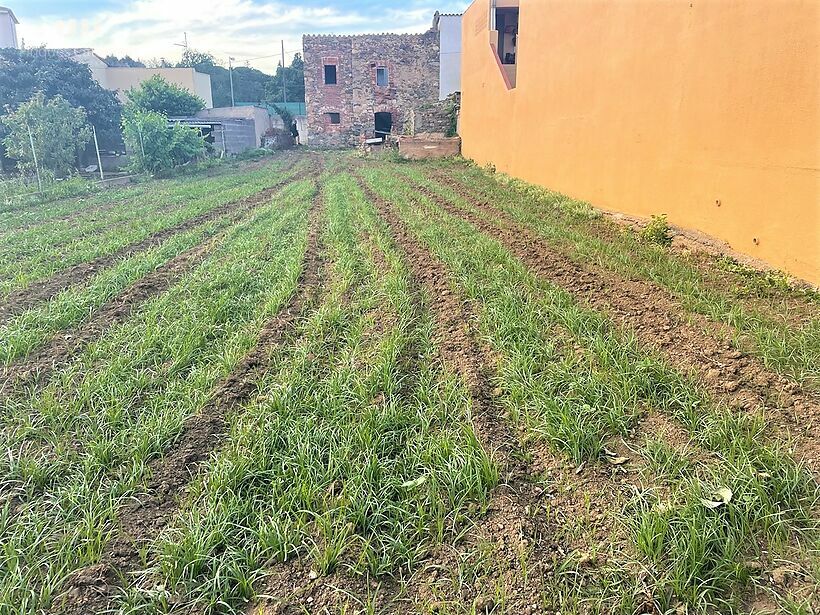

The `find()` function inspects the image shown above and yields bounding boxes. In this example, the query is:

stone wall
[303,31,441,148]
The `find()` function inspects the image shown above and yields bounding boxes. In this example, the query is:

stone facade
[303,29,442,148]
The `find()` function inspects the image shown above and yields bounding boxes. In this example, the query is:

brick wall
[303,30,441,148]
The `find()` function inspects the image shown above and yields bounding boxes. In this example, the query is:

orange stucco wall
[460,0,820,284]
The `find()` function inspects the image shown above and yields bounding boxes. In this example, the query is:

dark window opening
[328,112,341,125]
[376,67,389,87]
[495,7,519,65]
[324,64,337,85]
[374,112,392,139]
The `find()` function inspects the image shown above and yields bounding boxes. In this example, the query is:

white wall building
[434,12,462,99]
[46,48,214,109]
[0,5,18,49]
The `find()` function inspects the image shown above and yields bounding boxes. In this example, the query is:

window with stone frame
[323,64,337,85]
[376,66,389,87]
[327,112,341,125]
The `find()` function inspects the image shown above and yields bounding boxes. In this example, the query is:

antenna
[173,32,189,51]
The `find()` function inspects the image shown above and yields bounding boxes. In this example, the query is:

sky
[12,0,470,73]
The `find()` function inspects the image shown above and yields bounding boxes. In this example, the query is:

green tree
[0,48,121,149]
[126,75,205,117]
[177,49,277,107]
[121,103,205,174]
[1,92,91,177]
[102,54,145,68]
[264,54,305,104]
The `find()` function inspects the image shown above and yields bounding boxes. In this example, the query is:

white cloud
[18,0,469,73]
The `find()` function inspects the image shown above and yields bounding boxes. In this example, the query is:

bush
[122,105,205,175]
[126,75,205,117]
[640,214,673,246]
[1,92,91,177]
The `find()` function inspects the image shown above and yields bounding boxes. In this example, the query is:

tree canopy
[264,54,305,106]
[102,54,145,68]
[176,49,304,107]
[0,48,122,148]
[1,92,91,177]
[126,75,205,117]
[121,104,205,174]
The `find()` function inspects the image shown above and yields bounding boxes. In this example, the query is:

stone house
[303,13,461,148]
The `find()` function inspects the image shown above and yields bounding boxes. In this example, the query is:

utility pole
[174,32,189,54]
[26,122,42,193]
[92,125,105,182]
[229,56,235,107]
[281,40,287,104]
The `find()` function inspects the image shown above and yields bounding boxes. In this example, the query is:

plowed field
[1,152,817,615]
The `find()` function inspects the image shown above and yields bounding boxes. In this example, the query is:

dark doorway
[374,112,392,140]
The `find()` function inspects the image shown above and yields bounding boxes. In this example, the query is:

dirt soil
[414,176,820,480]
[52,179,326,615]
[246,175,654,614]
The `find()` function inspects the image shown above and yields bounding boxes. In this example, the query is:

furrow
[0,239,214,396]
[413,176,820,478]
[0,169,299,325]
[354,174,644,611]
[52,186,327,615]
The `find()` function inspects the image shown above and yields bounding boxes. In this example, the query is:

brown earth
[52,180,326,615]
[413,173,820,480]
[247,174,653,614]
[0,158,301,325]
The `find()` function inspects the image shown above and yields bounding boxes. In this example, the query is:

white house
[0,5,18,49]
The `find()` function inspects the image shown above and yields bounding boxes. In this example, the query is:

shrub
[126,75,205,117]
[272,104,293,130]
[641,214,672,246]
[122,105,205,174]
[1,92,91,177]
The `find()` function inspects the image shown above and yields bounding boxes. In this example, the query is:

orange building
[460,0,820,284]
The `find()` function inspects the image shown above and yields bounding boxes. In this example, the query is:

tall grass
[0,181,313,613]
[362,166,817,611]
[123,172,496,613]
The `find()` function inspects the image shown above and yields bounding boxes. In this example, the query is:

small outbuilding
[169,117,257,156]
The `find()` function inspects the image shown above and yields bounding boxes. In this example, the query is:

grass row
[416,160,820,389]
[361,165,818,612]
[0,159,290,251]
[0,200,249,365]
[0,155,292,233]
[0,157,299,299]
[118,171,496,613]
[0,179,313,614]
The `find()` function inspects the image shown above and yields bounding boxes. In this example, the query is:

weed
[639,214,673,246]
